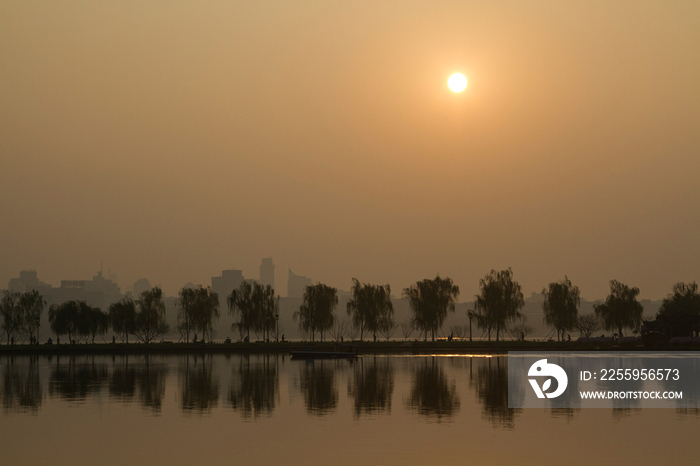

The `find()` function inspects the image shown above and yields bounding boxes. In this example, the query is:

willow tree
[542,276,580,341]
[109,297,137,343]
[133,287,170,344]
[347,278,394,341]
[403,275,459,342]
[657,282,700,317]
[18,290,46,343]
[228,281,256,341]
[1,290,21,344]
[49,300,80,343]
[594,280,643,338]
[228,282,278,342]
[252,284,278,342]
[178,286,220,342]
[473,269,524,342]
[78,303,110,343]
[294,283,338,342]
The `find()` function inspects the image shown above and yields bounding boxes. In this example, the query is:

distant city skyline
[5,259,685,303]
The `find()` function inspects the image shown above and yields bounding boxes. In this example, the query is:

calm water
[1,354,698,465]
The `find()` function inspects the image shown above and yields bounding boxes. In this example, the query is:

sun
[448,73,467,92]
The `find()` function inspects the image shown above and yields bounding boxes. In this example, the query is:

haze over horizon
[2,1,699,301]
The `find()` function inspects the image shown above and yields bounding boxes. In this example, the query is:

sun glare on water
[448,73,467,92]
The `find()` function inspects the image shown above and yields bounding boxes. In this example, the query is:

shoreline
[0,340,693,355]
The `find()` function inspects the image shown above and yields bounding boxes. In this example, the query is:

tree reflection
[611,408,642,420]
[109,356,137,401]
[549,408,579,421]
[228,354,279,419]
[179,354,219,413]
[110,356,168,413]
[348,357,394,418]
[49,356,108,401]
[2,356,42,413]
[471,357,518,428]
[405,357,460,421]
[299,360,338,415]
[138,357,168,413]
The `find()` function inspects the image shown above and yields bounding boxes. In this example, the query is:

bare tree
[508,323,535,341]
[577,314,602,338]
[400,320,414,340]
[379,322,399,341]
[328,318,347,342]
[450,325,469,340]
[346,324,360,341]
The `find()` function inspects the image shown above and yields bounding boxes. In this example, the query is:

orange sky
[1,1,699,299]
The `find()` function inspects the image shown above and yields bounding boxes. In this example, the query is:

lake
[1,354,698,465]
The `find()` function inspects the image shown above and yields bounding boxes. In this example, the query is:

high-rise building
[133,278,152,297]
[287,269,312,298]
[259,258,275,289]
[8,270,52,293]
[211,269,244,301]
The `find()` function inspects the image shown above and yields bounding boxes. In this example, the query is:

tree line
[290,271,700,343]
[0,289,46,344]
[2,272,700,344]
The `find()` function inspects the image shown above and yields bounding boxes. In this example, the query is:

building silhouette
[259,258,275,289]
[8,270,52,294]
[7,269,123,311]
[287,269,312,298]
[133,278,152,297]
[211,269,244,302]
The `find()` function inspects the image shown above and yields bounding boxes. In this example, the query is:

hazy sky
[1,1,699,299]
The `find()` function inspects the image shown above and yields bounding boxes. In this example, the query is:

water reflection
[179,354,220,414]
[4,353,700,425]
[298,360,339,415]
[49,356,109,401]
[228,355,279,419]
[405,357,460,421]
[109,356,137,400]
[471,357,519,428]
[2,356,42,413]
[347,357,394,418]
[549,408,579,421]
[110,356,168,413]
